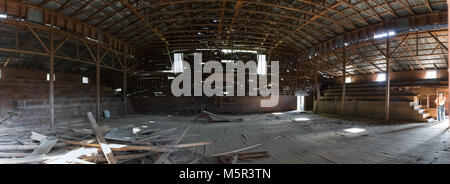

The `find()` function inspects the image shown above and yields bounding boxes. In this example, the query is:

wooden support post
[427,95,430,108]
[385,28,391,121]
[448,2,450,126]
[49,15,55,132]
[96,44,101,122]
[123,57,127,115]
[314,57,320,114]
[341,44,346,116]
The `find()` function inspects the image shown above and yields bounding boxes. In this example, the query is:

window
[425,70,437,79]
[27,8,43,24]
[376,73,386,82]
[172,53,184,73]
[0,14,6,19]
[221,60,234,63]
[82,77,89,84]
[345,76,352,83]
[46,74,55,81]
[374,31,396,39]
[257,54,267,75]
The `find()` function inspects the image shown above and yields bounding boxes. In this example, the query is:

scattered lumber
[194,111,244,122]
[87,112,117,164]
[0,155,60,164]
[62,140,174,153]
[0,115,214,164]
[105,127,136,142]
[44,147,99,164]
[83,153,154,163]
[154,126,190,164]
[0,152,29,158]
[26,139,59,158]
[0,143,66,151]
[30,131,47,142]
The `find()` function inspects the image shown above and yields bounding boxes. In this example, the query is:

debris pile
[0,112,212,164]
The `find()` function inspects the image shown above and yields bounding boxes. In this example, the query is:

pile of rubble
[0,112,211,164]
[0,112,280,164]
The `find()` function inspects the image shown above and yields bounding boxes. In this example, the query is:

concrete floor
[93,111,450,164]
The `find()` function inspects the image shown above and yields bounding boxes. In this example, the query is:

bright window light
[257,54,267,75]
[114,88,122,92]
[344,128,366,133]
[425,70,437,79]
[46,73,55,81]
[374,31,396,39]
[272,112,284,115]
[221,60,234,63]
[345,76,352,83]
[0,14,6,19]
[376,73,386,82]
[172,53,184,73]
[221,49,257,54]
[82,77,89,84]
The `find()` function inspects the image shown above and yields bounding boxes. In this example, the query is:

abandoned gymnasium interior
[0,0,449,165]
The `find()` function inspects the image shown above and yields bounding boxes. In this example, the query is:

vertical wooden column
[123,56,127,115]
[49,15,55,131]
[314,57,320,114]
[385,28,391,121]
[448,2,450,125]
[341,43,346,116]
[96,44,101,122]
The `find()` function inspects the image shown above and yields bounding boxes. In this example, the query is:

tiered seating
[319,79,447,122]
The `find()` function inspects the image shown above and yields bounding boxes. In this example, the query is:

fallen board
[154,126,190,164]
[26,139,59,158]
[87,112,117,164]
[105,127,136,142]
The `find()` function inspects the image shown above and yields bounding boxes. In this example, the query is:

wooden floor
[3,111,449,164]
[94,111,450,164]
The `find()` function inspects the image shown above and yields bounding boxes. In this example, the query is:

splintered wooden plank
[62,140,174,152]
[154,126,190,164]
[0,152,29,158]
[26,139,58,158]
[87,112,117,164]
[0,155,60,164]
[30,131,47,142]
[83,152,154,163]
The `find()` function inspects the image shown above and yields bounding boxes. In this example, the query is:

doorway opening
[297,96,305,111]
